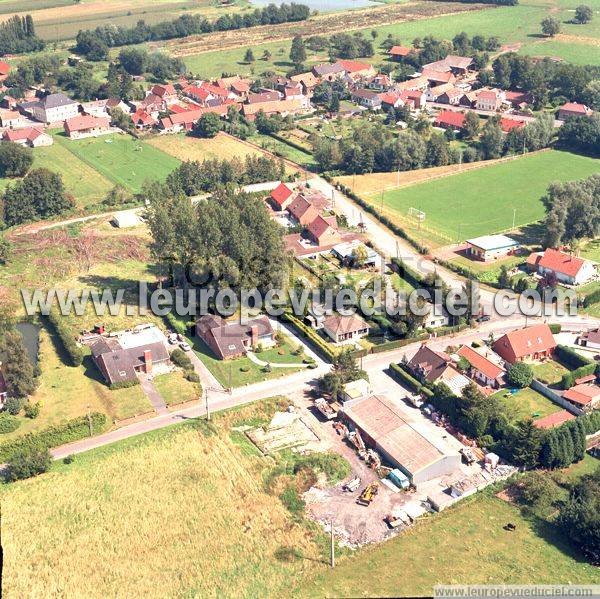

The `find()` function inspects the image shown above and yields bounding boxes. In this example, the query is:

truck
[356,482,379,506]
[314,398,337,420]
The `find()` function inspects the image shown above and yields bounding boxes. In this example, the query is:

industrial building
[341,394,461,487]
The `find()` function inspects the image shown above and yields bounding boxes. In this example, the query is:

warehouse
[341,394,461,487]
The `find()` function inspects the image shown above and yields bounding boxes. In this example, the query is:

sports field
[56,133,181,194]
[364,151,600,247]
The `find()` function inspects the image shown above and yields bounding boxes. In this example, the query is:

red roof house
[492,324,557,364]
[151,84,177,100]
[64,114,110,138]
[389,45,412,60]
[558,102,592,120]
[0,61,10,82]
[131,108,156,129]
[526,248,596,285]
[500,117,526,133]
[307,215,340,246]
[269,183,295,211]
[533,410,576,429]
[434,110,465,130]
[563,383,600,411]
[457,345,505,389]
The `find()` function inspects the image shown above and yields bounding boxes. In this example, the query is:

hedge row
[268,132,314,157]
[583,286,600,308]
[46,309,85,366]
[549,323,562,334]
[165,312,189,336]
[281,312,336,362]
[389,363,434,398]
[110,379,140,391]
[555,344,594,369]
[561,363,598,390]
[390,256,425,289]
[0,413,107,463]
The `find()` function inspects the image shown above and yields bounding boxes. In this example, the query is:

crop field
[304,491,600,597]
[55,133,181,194]
[361,151,600,248]
[0,400,324,598]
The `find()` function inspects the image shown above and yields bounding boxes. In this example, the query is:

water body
[250,0,379,11]
[15,322,41,366]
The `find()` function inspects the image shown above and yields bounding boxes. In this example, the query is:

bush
[560,363,597,390]
[170,348,194,370]
[184,371,200,384]
[165,313,189,336]
[0,413,21,434]
[549,323,562,334]
[46,309,85,366]
[280,485,305,515]
[23,401,40,419]
[109,379,140,390]
[389,362,423,393]
[4,396,24,416]
[5,447,52,482]
[506,362,534,388]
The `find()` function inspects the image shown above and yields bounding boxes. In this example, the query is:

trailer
[314,398,337,420]
[343,476,361,492]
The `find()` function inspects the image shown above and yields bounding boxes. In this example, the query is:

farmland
[0,399,326,598]
[359,151,600,248]
[55,133,181,194]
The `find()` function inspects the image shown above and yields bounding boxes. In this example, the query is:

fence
[530,378,584,416]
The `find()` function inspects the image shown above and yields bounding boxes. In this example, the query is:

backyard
[492,386,561,422]
[153,370,201,407]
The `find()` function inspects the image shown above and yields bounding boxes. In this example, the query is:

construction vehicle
[356,482,379,506]
[343,476,361,492]
[314,398,337,420]
[365,448,381,469]
[460,447,476,465]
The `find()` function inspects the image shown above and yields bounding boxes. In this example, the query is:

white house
[526,248,596,286]
[465,235,520,262]
[28,93,79,124]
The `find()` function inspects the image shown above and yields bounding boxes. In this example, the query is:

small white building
[465,234,520,262]
[340,378,372,403]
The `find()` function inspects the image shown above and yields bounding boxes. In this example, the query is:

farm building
[389,45,412,60]
[90,326,169,386]
[195,314,275,360]
[465,234,520,262]
[342,394,461,487]
[492,323,557,364]
[526,248,596,286]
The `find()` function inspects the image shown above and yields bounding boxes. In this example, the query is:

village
[0,0,599,596]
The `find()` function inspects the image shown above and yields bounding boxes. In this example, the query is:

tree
[244,48,255,63]
[118,47,148,76]
[506,361,534,388]
[479,119,504,159]
[510,419,542,469]
[262,49,272,61]
[0,329,38,398]
[574,4,593,23]
[319,348,367,401]
[0,235,11,264]
[462,111,480,139]
[289,35,307,66]
[193,112,222,138]
[541,16,560,36]
[102,184,132,207]
[583,80,600,110]
[351,244,368,268]
[0,141,33,177]
[5,447,52,482]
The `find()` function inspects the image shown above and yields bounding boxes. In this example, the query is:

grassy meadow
[364,150,600,247]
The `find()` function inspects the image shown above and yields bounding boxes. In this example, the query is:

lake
[250,0,379,11]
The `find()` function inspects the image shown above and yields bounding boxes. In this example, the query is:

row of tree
[557,113,600,156]
[75,4,310,59]
[0,15,44,55]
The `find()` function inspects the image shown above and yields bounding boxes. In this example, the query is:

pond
[250,0,379,11]
[15,322,41,366]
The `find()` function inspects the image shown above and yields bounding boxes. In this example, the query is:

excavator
[356,482,379,506]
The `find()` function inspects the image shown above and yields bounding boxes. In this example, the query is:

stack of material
[247,411,320,454]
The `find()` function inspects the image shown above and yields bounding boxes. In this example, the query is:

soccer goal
[408,207,426,222]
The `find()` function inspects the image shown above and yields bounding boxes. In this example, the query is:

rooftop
[466,234,520,251]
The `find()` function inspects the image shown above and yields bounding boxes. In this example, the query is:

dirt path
[163,2,490,57]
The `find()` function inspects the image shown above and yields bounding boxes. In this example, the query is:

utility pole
[396,167,400,188]
[330,519,335,568]
[86,404,92,437]
[204,388,210,421]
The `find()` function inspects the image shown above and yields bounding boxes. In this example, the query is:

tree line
[0,15,44,55]
[75,3,310,60]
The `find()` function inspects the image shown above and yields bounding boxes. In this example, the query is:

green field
[519,39,600,66]
[55,133,181,194]
[369,151,600,246]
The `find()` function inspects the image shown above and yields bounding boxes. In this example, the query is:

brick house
[492,324,557,364]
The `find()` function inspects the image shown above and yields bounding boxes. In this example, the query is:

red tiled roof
[270,182,294,208]
[201,83,230,98]
[500,117,526,133]
[379,92,402,105]
[560,102,589,114]
[533,410,576,429]
[492,324,557,363]
[531,248,586,278]
[132,108,156,126]
[435,110,465,128]
[457,345,504,380]
[2,127,46,143]
[308,214,335,240]
[389,45,411,57]
[336,59,372,73]
[184,85,211,101]
[0,61,10,76]
[64,114,110,133]
[563,383,600,406]
[477,90,498,101]
[151,84,176,97]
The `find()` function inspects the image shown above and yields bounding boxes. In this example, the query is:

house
[195,314,275,360]
[287,194,319,226]
[105,97,131,114]
[150,84,178,104]
[64,114,110,139]
[422,304,450,329]
[422,69,456,86]
[80,99,110,118]
[283,82,304,100]
[437,88,463,105]
[0,61,10,82]
[241,98,307,120]
[336,60,376,79]
[322,313,369,344]
[526,248,596,286]
[138,93,165,114]
[407,345,452,383]
[306,215,340,246]
[351,88,382,109]
[533,410,576,429]
[131,108,156,130]
[423,55,472,75]
[0,109,25,128]
[504,90,533,109]
[434,109,466,130]
[457,345,505,389]
[389,45,412,61]
[290,71,319,96]
[427,83,455,102]
[562,383,600,412]
[2,127,53,147]
[368,74,393,92]
[0,365,7,408]
[475,89,505,112]
[458,91,478,107]
[247,91,281,104]
[579,328,600,350]
[183,85,213,105]
[90,326,170,386]
[465,234,520,261]
[558,102,592,121]
[26,93,79,124]
[380,92,404,110]
[331,240,380,268]
[399,90,426,109]
[269,182,295,211]
[492,324,557,364]
[341,394,461,487]
[395,76,428,92]
[312,62,346,81]
[500,117,526,133]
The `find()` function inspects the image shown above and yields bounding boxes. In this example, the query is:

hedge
[165,312,188,336]
[110,379,140,391]
[389,363,434,398]
[0,413,108,463]
[549,323,562,334]
[281,312,335,362]
[46,309,85,366]
[555,344,594,369]
[560,363,598,390]
[390,256,425,288]
[583,286,600,308]
[268,132,315,157]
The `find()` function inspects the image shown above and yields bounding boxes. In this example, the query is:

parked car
[168,333,178,344]
[179,342,191,352]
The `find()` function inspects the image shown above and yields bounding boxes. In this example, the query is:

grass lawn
[247,133,316,168]
[0,398,325,598]
[55,132,181,194]
[153,370,201,406]
[531,359,569,385]
[581,238,600,263]
[303,492,600,597]
[366,151,600,248]
[446,253,526,283]
[492,386,561,421]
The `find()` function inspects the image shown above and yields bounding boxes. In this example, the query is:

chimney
[250,325,259,348]
[144,349,152,374]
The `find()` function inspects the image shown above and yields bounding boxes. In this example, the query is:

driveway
[139,375,168,415]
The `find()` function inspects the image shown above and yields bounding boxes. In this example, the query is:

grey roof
[313,63,345,76]
[39,93,76,109]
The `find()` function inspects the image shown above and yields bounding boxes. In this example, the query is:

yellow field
[0,402,323,598]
